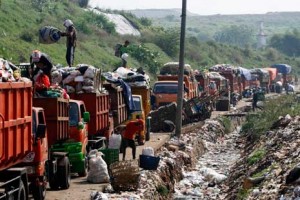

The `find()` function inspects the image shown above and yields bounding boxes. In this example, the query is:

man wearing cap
[29,50,53,81]
[61,19,77,67]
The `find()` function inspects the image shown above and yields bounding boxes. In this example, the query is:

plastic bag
[39,26,61,44]
[108,134,122,149]
[142,147,154,156]
[87,150,110,183]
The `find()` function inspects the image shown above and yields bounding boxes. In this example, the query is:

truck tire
[49,176,59,190]
[58,157,71,189]
[32,183,46,200]
[18,180,26,200]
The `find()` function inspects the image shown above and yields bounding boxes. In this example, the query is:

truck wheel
[18,181,26,200]
[32,183,46,200]
[58,157,71,189]
[78,158,88,177]
[49,177,59,190]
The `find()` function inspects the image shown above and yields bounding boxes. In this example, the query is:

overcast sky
[89,0,300,15]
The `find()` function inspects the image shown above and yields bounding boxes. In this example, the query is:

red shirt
[123,119,144,140]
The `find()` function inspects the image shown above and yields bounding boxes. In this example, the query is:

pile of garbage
[102,66,150,87]
[225,114,300,199]
[90,118,232,199]
[51,64,102,94]
[0,58,30,82]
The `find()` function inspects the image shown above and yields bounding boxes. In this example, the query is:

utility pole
[175,0,186,138]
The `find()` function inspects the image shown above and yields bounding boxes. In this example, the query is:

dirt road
[43,133,170,200]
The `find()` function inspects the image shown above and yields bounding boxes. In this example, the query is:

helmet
[121,53,129,61]
[63,19,73,28]
[31,50,42,63]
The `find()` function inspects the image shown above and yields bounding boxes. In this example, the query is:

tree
[213,25,255,48]
[269,30,300,57]
[153,28,180,57]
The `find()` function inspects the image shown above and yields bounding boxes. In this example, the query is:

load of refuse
[0,58,30,82]
[50,64,102,94]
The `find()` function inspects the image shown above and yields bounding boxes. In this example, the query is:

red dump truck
[0,82,48,200]
[152,62,198,109]
[33,97,90,190]
[69,90,114,150]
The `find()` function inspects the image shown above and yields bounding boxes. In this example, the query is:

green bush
[218,116,232,134]
[156,185,169,196]
[247,149,266,165]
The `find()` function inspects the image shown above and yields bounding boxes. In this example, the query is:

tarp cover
[271,64,292,74]
[238,67,251,81]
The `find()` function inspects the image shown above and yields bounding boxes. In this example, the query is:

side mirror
[83,112,90,123]
[36,124,46,139]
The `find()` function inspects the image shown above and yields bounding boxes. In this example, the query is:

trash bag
[142,147,154,156]
[108,134,122,149]
[39,26,61,44]
[87,150,110,183]
[162,120,175,132]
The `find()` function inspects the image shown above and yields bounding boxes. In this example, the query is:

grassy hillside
[0,1,299,79]
[0,0,134,70]
[130,9,300,41]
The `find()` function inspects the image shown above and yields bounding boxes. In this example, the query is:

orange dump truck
[69,91,114,150]
[152,62,198,109]
[33,97,90,190]
[0,82,48,200]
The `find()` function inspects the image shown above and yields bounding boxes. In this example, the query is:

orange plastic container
[33,97,69,147]
[69,92,110,136]
[0,82,33,171]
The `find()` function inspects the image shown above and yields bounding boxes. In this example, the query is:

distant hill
[129,9,300,41]
[128,8,199,18]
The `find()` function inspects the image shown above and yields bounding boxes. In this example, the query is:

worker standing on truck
[121,115,144,161]
[30,50,53,81]
[60,19,77,67]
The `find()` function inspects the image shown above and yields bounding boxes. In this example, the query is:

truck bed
[0,82,32,171]
[33,97,69,147]
[69,92,110,136]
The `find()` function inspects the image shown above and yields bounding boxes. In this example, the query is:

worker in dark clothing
[61,19,77,67]
[121,115,144,161]
[120,40,129,55]
[29,50,53,82]
[252,90,262,111]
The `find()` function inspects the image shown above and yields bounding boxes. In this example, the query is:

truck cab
[67,100,90,176]
[23,107,48,200]
[152,81,187,109]
[69,100,89,148]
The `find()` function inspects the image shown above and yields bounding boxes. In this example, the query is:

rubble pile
[225,114,300,199]
[174,119,242,199]
[99,118,234,199]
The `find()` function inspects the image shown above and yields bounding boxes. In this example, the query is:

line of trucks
[0,64,151,199]
[151,62,293,113]
[0,61,293,199]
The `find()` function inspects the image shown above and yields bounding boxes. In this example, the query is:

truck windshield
[153,83,178,94]
[132,96,142,111]
[69,102,79,126]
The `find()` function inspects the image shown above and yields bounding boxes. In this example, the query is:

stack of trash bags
[51,64,103,94]
[103,66,150,87]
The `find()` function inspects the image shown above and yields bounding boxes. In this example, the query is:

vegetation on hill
[0,1,299,82]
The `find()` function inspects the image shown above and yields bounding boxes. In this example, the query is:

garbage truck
[0,81,48,199]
